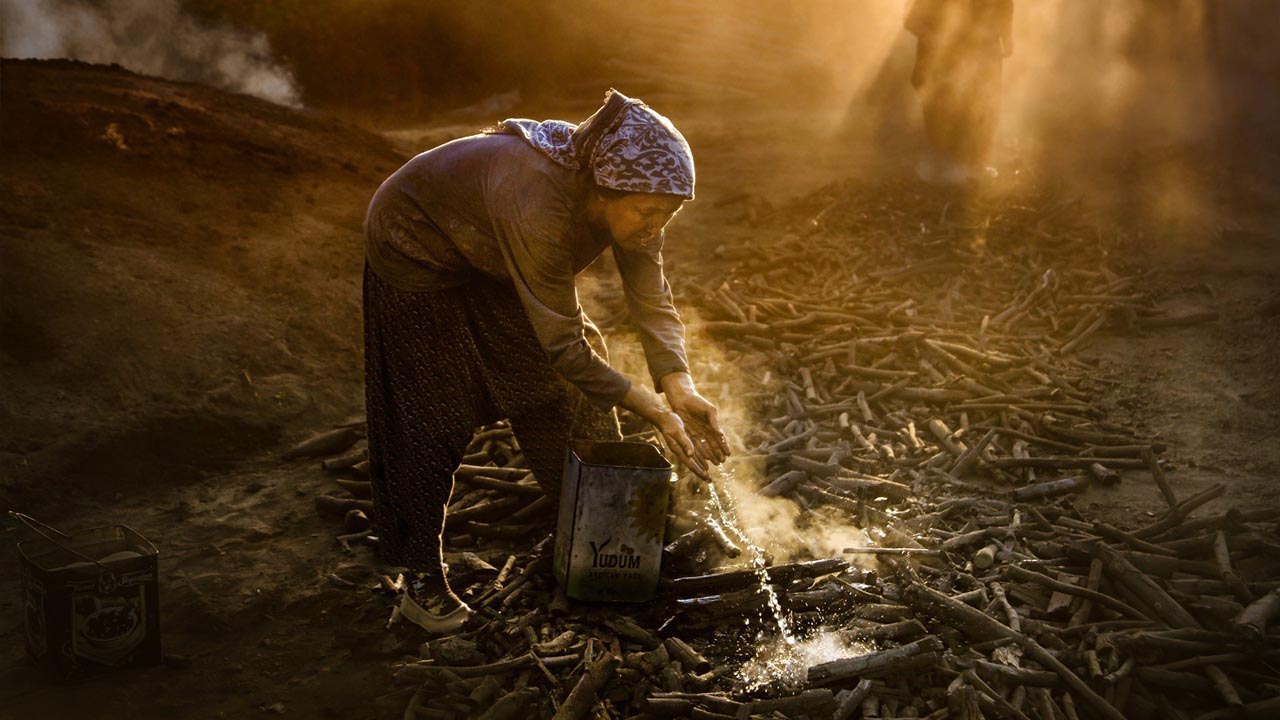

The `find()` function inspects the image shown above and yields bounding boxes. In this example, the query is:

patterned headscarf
[495,89,695,199]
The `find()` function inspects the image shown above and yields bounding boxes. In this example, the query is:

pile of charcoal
[289,180,1276,719]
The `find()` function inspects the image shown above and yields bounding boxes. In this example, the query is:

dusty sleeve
[490,187,632,412]
[612,238,690,391]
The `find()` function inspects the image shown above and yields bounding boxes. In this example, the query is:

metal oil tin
[553,440,674,602]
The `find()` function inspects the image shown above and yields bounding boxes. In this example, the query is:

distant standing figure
[905,0,1014,183]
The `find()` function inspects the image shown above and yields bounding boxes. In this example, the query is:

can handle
[8,511,114,573]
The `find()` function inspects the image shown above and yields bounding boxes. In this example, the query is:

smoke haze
[0,0,300,106]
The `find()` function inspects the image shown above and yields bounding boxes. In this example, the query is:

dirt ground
[1,60,1277,718]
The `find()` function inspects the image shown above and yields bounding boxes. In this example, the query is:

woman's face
[596,192,685,251]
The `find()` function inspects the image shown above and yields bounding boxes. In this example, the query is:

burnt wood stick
[605,615,662,648]
[663,637,711,674]
[787,455,844,478]
[334,478,372,499]
[1152,508,1274,541]
[992,457,1146,470]
[475,688,540,720]
[446,495,530,524]
[1087,462,1120,485]
[535,631,581,657]
[687,708,734,720]
[1157,531,1232,557]
[825,474,913,500]
[747,689,836,716]
[1141,447,1178,509]
[991,582,1021,632]
[1012,476,1090,501]
[1085,443,1167,457]
[702,516,742,558]
[1059,310,1109,354]
[973,543,998,570]
[664,526,712,563]
[1113,630,1236,656]
[758,469,807,497]
[972,659,1060,687]
[1152,652,1278,672]
[460,450,489,465]
[1089,522,1176,556]
[952,587,991,608]
[1004,565,1148,620]
[1178,592,1245,621]
[1123,550,1219,578]
[283,427,360,460]
[320,449,368,472]
[930,338,1020,367]
[315,494,375,517]
[1038,422,1134,447]
[806,636,943,685]
[841,619,929,643]
[1097,544,1203,628]
[948,679,983,720]
[1134,483,1226,539]
[1192,695,1280,720]
[1134,667,1214,692]
[1214,530,1255,603]
[1168,578,1280,596]
[904,583,1127,720]
[395,653,581,682]
[851,603,913,622]
[973,424,1082,453]
[454,465,530,480]
[508,495,555,523]
[950,428,998,478]
[927,418,967,457]
[1028,687,1066,720]
[469,425,513,445]
[963,669,1035,720]
[1232,588,1280,642]
[844,547,942,558]
[459,520,546,540]
[646,691,741,716]
[668,558,847,596]
[833,679,875,720]
[552,652,620,720]
[453,473,544,497]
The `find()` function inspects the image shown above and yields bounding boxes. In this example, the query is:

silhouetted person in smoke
[905,0,1013,184]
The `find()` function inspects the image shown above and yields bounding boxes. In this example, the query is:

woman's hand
[660,372,730,468]
[620,382,712,481]
[650,409,708,480]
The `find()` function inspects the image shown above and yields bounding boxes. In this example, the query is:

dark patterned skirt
[362,264,620,573]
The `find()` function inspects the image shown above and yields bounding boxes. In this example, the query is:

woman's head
[495,89,696,200]
[585,95,695,200]
[588,188,684,251]
[494,89,695,249]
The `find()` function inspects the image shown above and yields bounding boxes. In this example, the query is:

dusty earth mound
[0,58,401,505]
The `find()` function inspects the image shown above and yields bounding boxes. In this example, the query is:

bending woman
[362,90,729,629]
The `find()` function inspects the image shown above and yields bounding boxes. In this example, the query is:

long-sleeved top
[364,132,689,411]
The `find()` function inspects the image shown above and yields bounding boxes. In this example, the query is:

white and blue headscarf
[495,89,696,199]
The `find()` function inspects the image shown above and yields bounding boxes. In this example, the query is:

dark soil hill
[0,58,401,506]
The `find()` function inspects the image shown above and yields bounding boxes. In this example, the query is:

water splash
[696,468,814,686]
[704,479,794,645]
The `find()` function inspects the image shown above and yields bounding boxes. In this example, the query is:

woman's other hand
[620,382,711,481]
[660,372,730,468]
[651,409,708,480]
